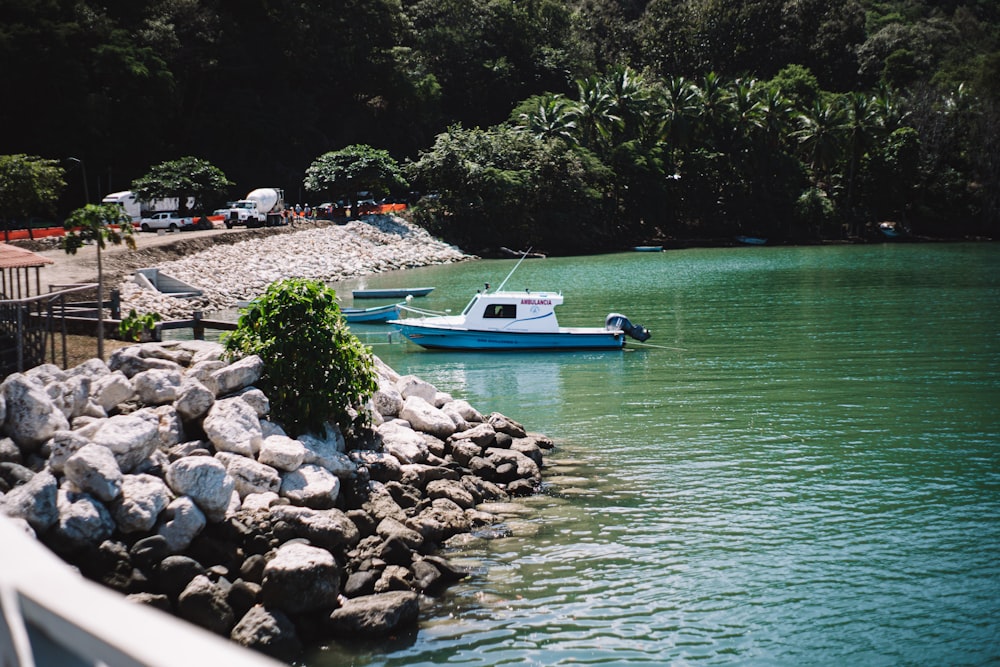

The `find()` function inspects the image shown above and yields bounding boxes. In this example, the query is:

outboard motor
[605,313,652,342]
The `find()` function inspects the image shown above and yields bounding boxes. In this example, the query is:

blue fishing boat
[735,235,768,245]
[391,289,651,351]
[390,253,650,351]
[352,287,434,299]
[632,245,663,252]
[342,302,401,323]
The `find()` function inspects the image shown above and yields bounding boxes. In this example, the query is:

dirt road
[27,221,331,290]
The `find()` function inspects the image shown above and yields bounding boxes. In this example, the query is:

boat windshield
[461,294,481,316]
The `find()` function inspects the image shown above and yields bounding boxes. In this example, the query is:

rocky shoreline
[111,215,472,320]
[0,340,551,661]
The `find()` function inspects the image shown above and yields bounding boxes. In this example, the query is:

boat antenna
[496,247,532,292]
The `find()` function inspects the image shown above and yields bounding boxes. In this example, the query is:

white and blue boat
[341,302,401,323]
[390,251,651,351]
[390,288,651,351]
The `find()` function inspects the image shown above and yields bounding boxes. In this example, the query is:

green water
[312,243,1000,666]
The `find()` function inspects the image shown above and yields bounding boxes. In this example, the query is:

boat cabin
[461,291,563,332]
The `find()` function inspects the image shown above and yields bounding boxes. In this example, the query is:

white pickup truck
[138,211,204,232]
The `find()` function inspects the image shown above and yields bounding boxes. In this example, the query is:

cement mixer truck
[223,188,286,228]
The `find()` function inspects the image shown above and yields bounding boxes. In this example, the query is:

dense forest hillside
[2,0,997,250]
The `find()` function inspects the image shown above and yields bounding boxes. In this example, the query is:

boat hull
[393,322,626,350]
[353,287,434,299]
[342,303,401,323]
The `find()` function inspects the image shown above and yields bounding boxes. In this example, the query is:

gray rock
[211,355,264,396]
[425,479,476,509]
[185,360,224,394]
[487,412,527,438]
[64,443,123,502]
[279,464,340,509]
[361,481,408,523]
[51,375,92,421]
[132,368,183,405]
[261,542,341,614]
[125,592,172,612]
[0,468,58,532]
[230,605,302,661]
[446,399,483,423]
[203,398,262,457]
[484,447,541,484]
[326,591,419,638]
[372,383,403,418]
[374,564,412,592]
[52,486,115,551]
[1,373,70,451]
[257,435,305,472]
[177,574,234,635]
[406,498,471,543]
[267,505,360,551]
[164,457,235,522]
[451,422,498,447]
[233,387,269,418]
[148,405,185,449]
[156,555,207,599]
[173,377,215,422]
[376,516,425,551]
[65,357,111,380]
[450,439,484,467]
[23,363,66,385]
[110,474,172,533]
[0,437,19,464]
[108,346,183,378]
[44,430,89,475]
[90,414,161,473]
[511,438,544,467]
[90,370,135,412]
[300,431,354,477]
[350,450,402,483]
[225,456,281,499]
[395,375,437,402]
[158,496,206,552]
[377,421,429,464]
[398,396,456,439]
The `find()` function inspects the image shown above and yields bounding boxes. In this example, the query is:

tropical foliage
[2,0,997,249]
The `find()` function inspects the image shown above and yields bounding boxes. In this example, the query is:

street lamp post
[66,157,90,204]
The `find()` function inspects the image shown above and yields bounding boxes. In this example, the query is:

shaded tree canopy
[1,0,996,248]
[131,157,233,214]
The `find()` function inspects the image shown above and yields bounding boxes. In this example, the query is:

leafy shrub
[118,309,161,341]
[223,278,378,437]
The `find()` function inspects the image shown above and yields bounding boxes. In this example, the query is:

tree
[62,203,136,360]
[0,155,65,237]
[303,145,407,212]
[131,157,232,215]
[223,278,377,437]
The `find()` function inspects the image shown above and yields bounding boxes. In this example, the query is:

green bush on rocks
[223,278,377,437]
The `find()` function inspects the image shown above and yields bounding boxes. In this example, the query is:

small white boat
[352,287,434,299]
[878,221,907,238]
[391,288,650,351]
[342,302,401,323]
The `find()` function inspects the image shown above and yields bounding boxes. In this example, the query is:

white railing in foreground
[0,516,283,667]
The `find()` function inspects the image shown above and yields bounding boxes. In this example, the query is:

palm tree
[793,99,847,187]
[63,204,136,359]
[572,75,620,154]
[517,94,578,144]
